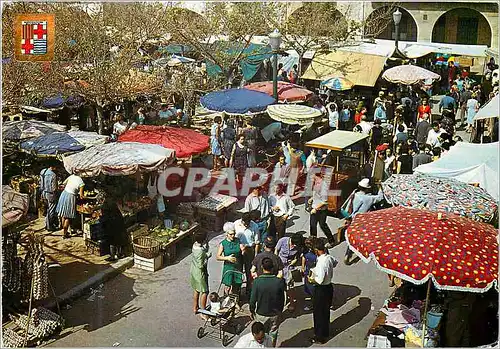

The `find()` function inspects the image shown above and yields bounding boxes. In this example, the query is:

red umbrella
[346,206,498,293]
[244,81,314,103]
[118,125,209,158]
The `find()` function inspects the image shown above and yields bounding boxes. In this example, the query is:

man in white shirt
[358,115,372,135]
[112,114,129,138]
[235,212,260,294]
[269,183,295,239]
[327,101,339,131]
[426,121,446,148]
[309,239,338,344]
[244,187,271,240]
[308,172,336,248]
[234,322,273,348]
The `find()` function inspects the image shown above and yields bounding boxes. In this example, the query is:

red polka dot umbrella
[346,206,498,293]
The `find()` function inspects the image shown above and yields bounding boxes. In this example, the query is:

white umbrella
[474,93,499,121]
[266,104,323,126]
[382,64,441,85]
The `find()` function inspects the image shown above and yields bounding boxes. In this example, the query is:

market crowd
[185,58,499,348]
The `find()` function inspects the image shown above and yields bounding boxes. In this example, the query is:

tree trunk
[95,99,105,135]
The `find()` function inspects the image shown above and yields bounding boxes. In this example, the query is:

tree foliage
[165,2,275,82]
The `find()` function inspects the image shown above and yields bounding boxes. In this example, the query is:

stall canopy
[306,130,369,151]
[205,43,272,81]
[157,44,193,55]
[301,50,389,87]
[266,104,322,126]
[382,64,441,85]
[414,142,499,200]
[474,94,499,121]
[346,206,498,293]
[200,88,275,115]
[118,125,209,158]
[244,81,314,103]
[277,49,316,72]
[63,142,175,177]
[382,173,497,222]
[2,120,66,142]
[67,131,110,148]
[20,132,86,156]
[2,186,29,228]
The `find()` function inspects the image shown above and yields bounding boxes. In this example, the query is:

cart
[306,130,368,214]
[195,270,246,347]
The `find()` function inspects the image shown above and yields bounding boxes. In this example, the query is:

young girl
[190,232,211,316]
[301,237,318,311]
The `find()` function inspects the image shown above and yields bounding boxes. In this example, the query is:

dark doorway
[457,17,479,45]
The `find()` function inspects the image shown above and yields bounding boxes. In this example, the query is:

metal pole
[395,23,400,50]
[273,52,278,102]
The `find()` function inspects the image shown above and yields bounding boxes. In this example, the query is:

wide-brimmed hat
[358,178,371,189]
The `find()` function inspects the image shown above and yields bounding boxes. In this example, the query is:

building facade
[177,1,499,49]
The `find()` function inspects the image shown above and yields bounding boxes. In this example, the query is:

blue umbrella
[200,88,275,115]
[20,132,85,156]
[43,94,66,109]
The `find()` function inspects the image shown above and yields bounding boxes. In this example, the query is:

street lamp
[393,8,402,50]
[268,29,282,102]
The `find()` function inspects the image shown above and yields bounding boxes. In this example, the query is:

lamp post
[393,8,402,50]
[268,29,282,102]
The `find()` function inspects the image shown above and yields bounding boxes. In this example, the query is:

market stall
[192,193,238,232]
[306,130,369,213]
[414,142,499,201]
[62,142,175,177]
[347,206,498,347]
[2,120,66,149]
[382,173,498,223]
[244,81,314,103]
[20,132,85,157]
[117,125,209,159]
[61,142,175,257]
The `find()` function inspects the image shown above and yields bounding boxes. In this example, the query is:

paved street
[47,204,391,347]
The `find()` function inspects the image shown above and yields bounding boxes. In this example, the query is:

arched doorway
[432,8,492,46]
[364,7,417,42]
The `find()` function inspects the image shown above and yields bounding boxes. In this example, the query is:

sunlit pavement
[47,204,391,347]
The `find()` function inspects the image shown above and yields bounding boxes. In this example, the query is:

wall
[285,1,498,49]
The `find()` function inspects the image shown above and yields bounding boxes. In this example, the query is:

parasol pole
[421,279,432,347]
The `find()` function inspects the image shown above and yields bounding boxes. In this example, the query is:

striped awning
[266,104,323,126]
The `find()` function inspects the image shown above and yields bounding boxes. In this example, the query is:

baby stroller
[196,270,245,347]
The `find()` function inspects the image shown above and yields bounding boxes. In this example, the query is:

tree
[2,2,169,133]
[264,2,399,78]
[1,3,67,106]
[165,2,275,85]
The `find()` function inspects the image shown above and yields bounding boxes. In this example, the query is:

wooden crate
[134,254,163,272]
[196,208,225,232]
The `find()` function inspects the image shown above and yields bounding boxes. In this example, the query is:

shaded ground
[18,218,112,297]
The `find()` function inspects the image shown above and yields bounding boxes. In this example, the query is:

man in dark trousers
[250,258,286,347]
[309,239,338,344]
[39,162,59,231]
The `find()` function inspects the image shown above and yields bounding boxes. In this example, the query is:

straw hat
[358,178,371,189]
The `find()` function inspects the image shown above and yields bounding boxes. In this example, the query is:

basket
[133,236,160,259]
